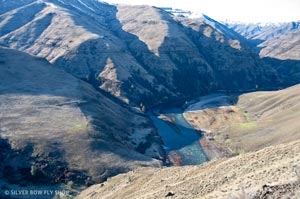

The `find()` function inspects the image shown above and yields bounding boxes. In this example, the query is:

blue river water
[149,108,207,165]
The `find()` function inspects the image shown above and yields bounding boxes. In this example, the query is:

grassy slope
[0,0,282,106]
[0,47,163,187]
[235,85,300,151]
[259,31,300,60]
[184,85,300,153]
[76,140,300,199]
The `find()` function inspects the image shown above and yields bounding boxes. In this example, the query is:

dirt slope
[76,140,300,199]
[184,85,300,154]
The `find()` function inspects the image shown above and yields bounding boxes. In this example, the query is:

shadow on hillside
[1,0,300,187]
[39,1,300,106]
[0,2,46,37]
[52,1,300,166]
[53,2,174,106]
[1,1,172,186]
[262,57,300,86]
[0,47,161,188]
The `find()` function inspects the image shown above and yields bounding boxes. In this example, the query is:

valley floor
[76,85,300,199]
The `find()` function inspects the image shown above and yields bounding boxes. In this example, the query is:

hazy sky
[103,0,300,23]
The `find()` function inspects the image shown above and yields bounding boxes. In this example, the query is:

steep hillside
[0,0,162,104]
[0,47,164,189]
[226,21,300,60]
[176,15,279,91]
[258,27,300,60]
[1,1,300,198]
[226,22,300,85]
[0,0,282,106]
[184,85,300,154]
[115,8,280,94]
[76,140,300,199]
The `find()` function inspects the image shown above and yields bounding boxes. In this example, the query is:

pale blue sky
[103,0,300,23]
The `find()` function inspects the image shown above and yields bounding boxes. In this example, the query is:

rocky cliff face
[0,0,283,107]
[0,47,164,187]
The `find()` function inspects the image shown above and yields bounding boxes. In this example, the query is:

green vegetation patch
[237,109,257,130]
[238,122,257,130]
[242,111,252,123]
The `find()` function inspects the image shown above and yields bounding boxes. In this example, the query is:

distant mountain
[0,47,164,188]
[0,0,282,107]
[225,21,300,86]
[226,21,300,60]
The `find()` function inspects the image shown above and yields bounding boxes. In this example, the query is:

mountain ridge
[0,0,300,197]
[0,0,285,107]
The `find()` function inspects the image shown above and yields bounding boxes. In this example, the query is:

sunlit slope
[184,85,300,153]
[0,0,281,105]
[76,140,300,199]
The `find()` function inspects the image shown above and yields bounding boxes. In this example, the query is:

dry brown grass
[229,187,252,199]
[184,85,300,154]
[0,47,162,187]
[76,140,300,199]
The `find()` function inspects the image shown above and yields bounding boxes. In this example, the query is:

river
[149,108,207,165]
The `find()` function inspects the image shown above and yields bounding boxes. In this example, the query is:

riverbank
[149,110,207,166]
[181,93,237,160]
[161,112,231,161]
[149,93,237,165]
[183,86,300,156]
[199,131,233,160]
